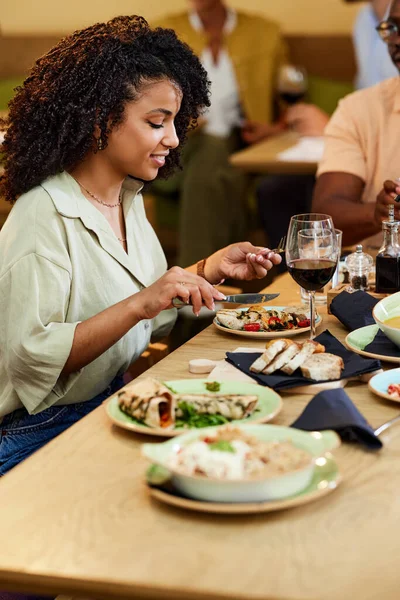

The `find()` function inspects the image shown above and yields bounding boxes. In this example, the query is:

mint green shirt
[0,172,175,416]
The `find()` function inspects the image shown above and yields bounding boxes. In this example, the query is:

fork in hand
[271,235,286,255]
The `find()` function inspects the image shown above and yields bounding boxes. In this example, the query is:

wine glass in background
[286,214,339,339]
[277,65,308,106]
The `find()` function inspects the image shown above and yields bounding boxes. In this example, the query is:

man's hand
[241,120,284,145]
[375,180,400,226]
[285,103,329,137]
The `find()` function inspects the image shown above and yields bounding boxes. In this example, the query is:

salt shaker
[345,245,373,292]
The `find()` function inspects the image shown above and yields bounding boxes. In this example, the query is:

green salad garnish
[209,440,235,453]
[205,381,221,392]
[175,401,228,429]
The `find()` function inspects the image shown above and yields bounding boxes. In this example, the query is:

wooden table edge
[229,156,317,175]
[0,569,300,600]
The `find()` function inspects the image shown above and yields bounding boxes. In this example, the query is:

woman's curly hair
[0,15,211,203]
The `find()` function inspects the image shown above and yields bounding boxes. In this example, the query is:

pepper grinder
[345,245,373,292]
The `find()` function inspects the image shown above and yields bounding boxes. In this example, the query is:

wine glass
[277,65,308,106]
[286,214,339,339]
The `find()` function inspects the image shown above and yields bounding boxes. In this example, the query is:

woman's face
[104,79,181,181]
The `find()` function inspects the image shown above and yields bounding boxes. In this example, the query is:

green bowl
[142,424,340,503]
[373,292,400,349]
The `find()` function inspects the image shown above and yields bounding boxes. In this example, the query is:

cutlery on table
[172,293,280,309]
[374,414,400,437]
[271,235,286,255]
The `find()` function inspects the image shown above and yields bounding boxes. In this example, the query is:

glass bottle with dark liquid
[375,205,400,293]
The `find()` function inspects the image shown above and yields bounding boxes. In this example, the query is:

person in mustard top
[0,15,281,476]
[153,0,288,266]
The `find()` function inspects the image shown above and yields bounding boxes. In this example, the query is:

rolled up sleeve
[317,97,367,183]
[0,254,81,414]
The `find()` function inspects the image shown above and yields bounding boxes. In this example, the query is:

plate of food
[105,378,282,437]
[214,305,322,338]
[368,368,400,403]
[143,423,341,511]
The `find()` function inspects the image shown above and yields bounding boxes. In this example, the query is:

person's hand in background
[241,120,285,145]
[375,180,400,226]
[285,103,329,137]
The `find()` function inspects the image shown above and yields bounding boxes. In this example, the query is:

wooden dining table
[230,131,318,175]
[1,273,400,600]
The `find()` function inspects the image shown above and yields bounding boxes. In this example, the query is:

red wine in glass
[277,65,308,107]
[279,90,306,105]
[287,259,337,291]
[286,214,338,339]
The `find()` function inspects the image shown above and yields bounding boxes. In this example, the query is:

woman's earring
[97,137,103,151]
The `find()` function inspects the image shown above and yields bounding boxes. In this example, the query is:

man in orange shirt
[313,0,400,249]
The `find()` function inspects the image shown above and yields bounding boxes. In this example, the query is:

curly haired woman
[0,15,281,475]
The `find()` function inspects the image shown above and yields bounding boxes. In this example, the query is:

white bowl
[142,424,340,503]
[373,291,400,349]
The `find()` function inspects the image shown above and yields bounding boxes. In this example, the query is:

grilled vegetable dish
[216,305,311,333]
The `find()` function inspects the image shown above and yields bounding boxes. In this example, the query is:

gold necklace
[74,177,122,208]
[73,176,126,243]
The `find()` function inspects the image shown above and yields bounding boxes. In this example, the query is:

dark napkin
[364,329,400,358]
[330,290,378,331]
[291,388,382,450]
[226,330,381,391]
[330,290,400,358]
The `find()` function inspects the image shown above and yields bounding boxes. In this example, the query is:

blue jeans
[0,376,124,476]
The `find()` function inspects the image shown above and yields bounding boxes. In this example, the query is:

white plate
[105,379,283,437]
[213,305,322,339]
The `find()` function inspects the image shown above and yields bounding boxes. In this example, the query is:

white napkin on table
[277,136,324,163]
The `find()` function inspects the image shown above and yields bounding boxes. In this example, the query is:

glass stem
[309,290,316,339]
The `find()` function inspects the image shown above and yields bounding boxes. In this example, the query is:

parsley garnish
[205,381,221,392]
[175,401,228,429]
[209,440,235,453]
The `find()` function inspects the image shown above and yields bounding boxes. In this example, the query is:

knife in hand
[172,293,280,308]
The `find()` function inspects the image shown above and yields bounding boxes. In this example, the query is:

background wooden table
[0,274,400,600]
[230,132,318,175]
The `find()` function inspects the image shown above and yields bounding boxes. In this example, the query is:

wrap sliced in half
[175,393,258,421]
[118,378,176,428]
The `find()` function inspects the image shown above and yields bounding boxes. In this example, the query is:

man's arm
[312,172,379,246]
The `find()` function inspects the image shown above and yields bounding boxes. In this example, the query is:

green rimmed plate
[345,324,400,364]
[146,454,341,514]
[105,379,283,438]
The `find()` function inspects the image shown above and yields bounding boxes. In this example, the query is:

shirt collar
[40,172,146,286]
[189,7,237,35]
[41,172,144,219]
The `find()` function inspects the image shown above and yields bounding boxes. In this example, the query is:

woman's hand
[134,266,226,319]
[205,242,282,283]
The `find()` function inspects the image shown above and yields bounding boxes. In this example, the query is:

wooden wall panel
[0,34,356,81]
